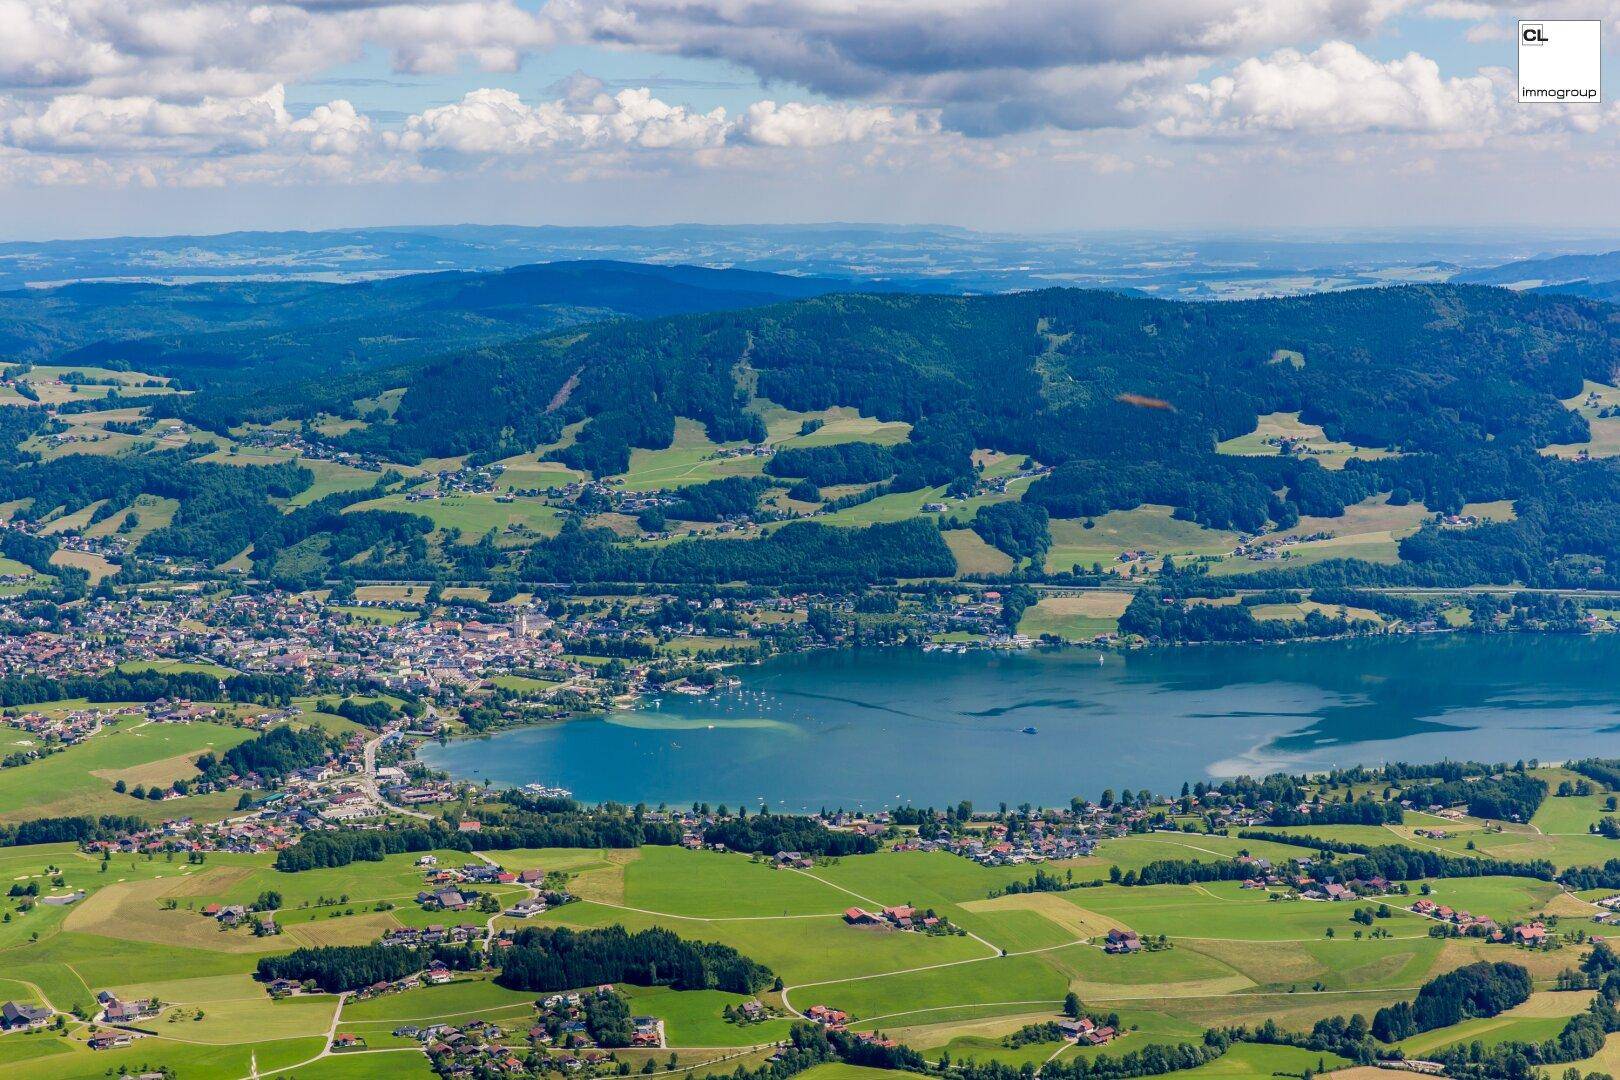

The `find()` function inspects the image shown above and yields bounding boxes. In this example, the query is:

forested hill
[9,278,1620,592]
[0,260,883,429]
[357,283,1617,470]
[339,283,1620,589]
[1455,249,1620,288]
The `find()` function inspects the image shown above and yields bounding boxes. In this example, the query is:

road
[469,850,541,952]
[359,721,434,821]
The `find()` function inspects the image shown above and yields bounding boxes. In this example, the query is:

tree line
[496,925,774,995]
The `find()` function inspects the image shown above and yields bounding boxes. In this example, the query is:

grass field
[1208,495,1429,576]
[1216,412,1393,470]
[1018,592,1133,639]
[612,420,771,491]
[49,548,118,584]
[945,530,1016,576]
[0,717,253,823]
[1543,381,1620,460]
[83,493,180,542]
[1045,508,1238,573]
[1,758,1614,1080]
[344,491,564,541]
[755,403,913,448]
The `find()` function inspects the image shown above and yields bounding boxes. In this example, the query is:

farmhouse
[0,1001,50,1030]
[505,898,547,918]
[99,993,158,1023]
[1059,1017,1118,1045]
[805,1004,849,1028]
[420,888,471,912]
[1513,922,1549,945]
[89,1031,136,1050]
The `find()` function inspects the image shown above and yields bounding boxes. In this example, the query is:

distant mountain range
[1454,250,1620,289]
[0,223,1595,298]
[0,260,900,428]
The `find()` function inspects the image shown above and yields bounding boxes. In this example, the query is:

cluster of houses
[85,813,297,860]
[535,988,664,1049]
[1,704,126,747]
[1232,854,1399,902]
[416,858,547,913]
[800,1006,904,1050]
[400,1017,512,1067]
[1231,530,1337,564]
[87,1030,138,1051]
[270,958,466,1002]
[842,904,943,932]
[404,464,506,501]
[199,901,271,932]
[381,924,485,949]
[402,987,667,1076]
[918,829,1103,866]
[1409,897,1498,937]
[1404,898,1556,943]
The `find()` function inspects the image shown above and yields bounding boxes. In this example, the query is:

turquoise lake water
[420,635,1620,809]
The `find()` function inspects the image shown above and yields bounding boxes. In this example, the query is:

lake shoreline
[420,635,1620,808]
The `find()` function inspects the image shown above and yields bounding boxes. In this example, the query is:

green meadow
[0,717,253,823]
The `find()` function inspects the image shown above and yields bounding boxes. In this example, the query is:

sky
[3,0,1620,238]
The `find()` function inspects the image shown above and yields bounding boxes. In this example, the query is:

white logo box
[1518,19,1601,103]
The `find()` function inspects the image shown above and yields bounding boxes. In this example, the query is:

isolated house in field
[505,898,546,918]
[102,997,157,1023]
[805,1004,849,1028]
[89,1031,135,1050]
[1104,928,1142,953]
[1514,922,1549,945]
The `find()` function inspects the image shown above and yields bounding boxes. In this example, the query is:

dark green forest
[9,280,1620,591]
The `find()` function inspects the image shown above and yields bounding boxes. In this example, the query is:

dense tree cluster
[663,477,770,522]
[0,814,147,848]
[1266,800,1404,826]
[0,669,222,708]
[1118,591,1376,643]
[197,726,335,786]
[272,808,674,871]
[517,518,955,585]
[765,443,898,485]
[1569,759,1620,791]
[971,502,1051,562]
[255,943,480,993]
[701,813,879,857]
[497,925,773,995]
[326,697,399,730]
[1372,962,1533,1041]
[1434,971,1620,1079]
[1401,771,1547,823]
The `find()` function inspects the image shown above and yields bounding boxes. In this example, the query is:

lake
[420,634,1620,809]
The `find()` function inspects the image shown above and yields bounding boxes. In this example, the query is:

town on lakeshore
[11,320,1620,1080]
[11,175,1620,1080]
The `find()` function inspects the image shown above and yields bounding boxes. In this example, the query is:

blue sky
[0,1,1615,238]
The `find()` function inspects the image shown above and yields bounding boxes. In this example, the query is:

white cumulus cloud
[1156,41,1499,138]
